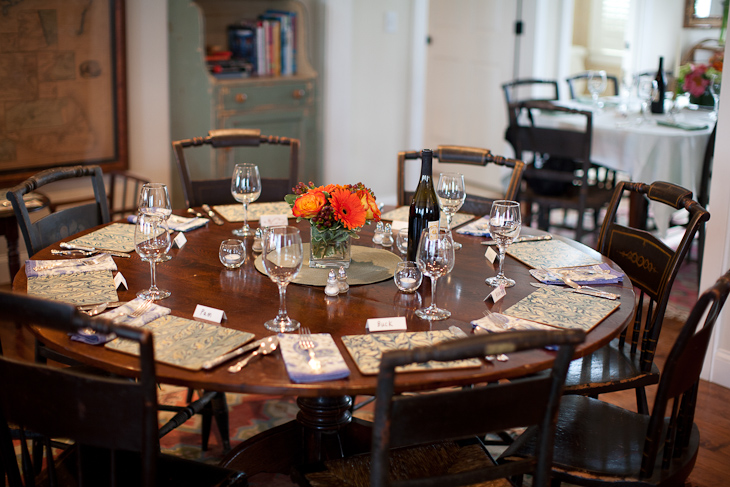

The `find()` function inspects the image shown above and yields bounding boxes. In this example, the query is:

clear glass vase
[309,224,352,268]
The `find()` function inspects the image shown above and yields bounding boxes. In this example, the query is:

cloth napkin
[455,215,490,236]
[127,214,208,232]
[26,254,117,278]
[656,120,709,131]
[70,297,171,345]
[278,332,350,383]
[529,263,623,285]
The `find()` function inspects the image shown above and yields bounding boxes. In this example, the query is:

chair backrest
[0,291,159,487]
[565,72,619,99]
[596,181,710,373]
[108,171,150,219]
[397,145,525,216]
[641,267,730,478]
[172,128,300,208]
[501,79,560,106]
[6,165,111,256]
[370,329,585,487]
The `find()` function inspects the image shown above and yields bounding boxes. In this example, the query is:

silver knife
[201,204,224,225]
[201,337,262,370]
[529,282,619,300]
[59,242,131,258]
[482,235,552,245]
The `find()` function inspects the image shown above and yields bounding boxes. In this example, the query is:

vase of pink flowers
[676,52,723,107]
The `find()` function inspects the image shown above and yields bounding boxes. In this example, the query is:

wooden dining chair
[0,291,248,487]
[501,78,560,106]
[172,128,300,209]
[397,145,525,217]
[561,181,710,414]
[299,329,585,487]
[565,72,619,99]
[500,267,730,487]
[506,100,616,242]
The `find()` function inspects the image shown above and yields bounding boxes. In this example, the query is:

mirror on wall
[684,0,725,28]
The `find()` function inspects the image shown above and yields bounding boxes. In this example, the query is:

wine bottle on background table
[407,149,440,262]
[651,56,666,114]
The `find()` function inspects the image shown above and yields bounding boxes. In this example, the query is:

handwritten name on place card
[366,317,407,332]
[194,305,226,324]
[259,214,289,227]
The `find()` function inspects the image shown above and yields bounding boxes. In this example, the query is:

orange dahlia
[329,188,366,230]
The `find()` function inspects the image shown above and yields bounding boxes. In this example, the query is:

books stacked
[227,9,297,77]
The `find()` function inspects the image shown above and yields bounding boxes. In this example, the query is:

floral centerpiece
[285,182,381,268]
[676,52,723,106]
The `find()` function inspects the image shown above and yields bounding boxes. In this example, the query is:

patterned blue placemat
[507,239,601,269]
[27,270,118,306]
[213,202,294,222]
[66,223,136,253]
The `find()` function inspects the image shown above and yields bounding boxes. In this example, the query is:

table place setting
[529,263,623,285]
[506,239,602,269]
[455,215,490,236]
[69,297,168,345]
[472,312,555,333]
[26,254,120,306]
[65,222,137,253]
[278,331,350,383]
[127,214,209,232]
[212,201,294,222]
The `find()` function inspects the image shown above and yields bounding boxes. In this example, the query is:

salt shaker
[380,223,394,247]
[372,221,384,244]
[324,270,340,296]
[252,228,263,253]
[338,266,349,293]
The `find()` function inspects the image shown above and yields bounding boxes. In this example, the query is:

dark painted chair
[299,329,585,487]
[0,291,248,487]
[565,72,619,99]
[561,181,710,414]
[501,78,560,106]
[397,145,525,217]
[501,267,730,486]
[172,128,300,209]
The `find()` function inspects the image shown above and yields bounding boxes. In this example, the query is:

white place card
[173,232,187,249]
[259,214,289,227]
[485,246,499,263]
[114,272,128,290]
[366,316,407,332]
[193,304,227,324]
[485,283,506,303]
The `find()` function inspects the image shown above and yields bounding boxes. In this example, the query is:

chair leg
[636,387,649,415]
[212,391,231,452]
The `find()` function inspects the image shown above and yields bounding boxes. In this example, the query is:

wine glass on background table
[231,163,262,237]
[436,172,466,250]
[138,183,172,261]
[710,74,721,120]
[637,78,657,123]
[415,228,455,320]
[134,213,172,300]
[587,70,607,110]
[485,200,521,288]
[262,226,303,333]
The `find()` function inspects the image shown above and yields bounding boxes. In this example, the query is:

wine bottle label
[427,220,439,240]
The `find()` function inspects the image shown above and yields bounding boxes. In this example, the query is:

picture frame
[684,0,724,28]
[0,0,128,187]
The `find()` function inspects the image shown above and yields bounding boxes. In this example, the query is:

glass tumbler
[394,261,423,293]
[219,239,246,269]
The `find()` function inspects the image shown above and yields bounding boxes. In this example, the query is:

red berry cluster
[311,205,335,230]
[292,181,315,196]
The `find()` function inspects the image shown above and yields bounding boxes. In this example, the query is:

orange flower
[357,189,381,222]
[292,190,326,218]
[329,188,367,230]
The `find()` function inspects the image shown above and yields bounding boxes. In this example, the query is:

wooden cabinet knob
[235,93,248,103]
[292,89,306,99]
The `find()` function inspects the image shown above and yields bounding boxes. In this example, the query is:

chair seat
[301,440,511,487]
[562,338,660,395]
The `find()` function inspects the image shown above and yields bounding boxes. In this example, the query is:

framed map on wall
[0,0,127,187]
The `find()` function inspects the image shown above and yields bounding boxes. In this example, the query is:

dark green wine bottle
[407,149,440,262]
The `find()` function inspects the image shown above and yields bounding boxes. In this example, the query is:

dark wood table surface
[13,208,635,473]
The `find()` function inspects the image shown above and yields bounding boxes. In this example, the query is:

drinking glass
[415,228,455,320]
[219,239,246,269]
[436,172,466,250]
[710,74,721,120]
[134,213,172,300]
[587,70,607,110]
[394,261,422,293]
[395,228,408,259]
[262,226,303,332]
[637,78,657,123]
[231,163,262,237]
[138,183,172,220]
[485,200,521,288]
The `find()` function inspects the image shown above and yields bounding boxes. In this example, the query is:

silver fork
[113,299,153,324]
[299,327,321,371]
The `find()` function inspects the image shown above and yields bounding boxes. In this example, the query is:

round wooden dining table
[13,209,635,475]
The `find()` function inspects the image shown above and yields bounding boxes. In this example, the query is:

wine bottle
[407,149,440,262]
[651,56,666,114]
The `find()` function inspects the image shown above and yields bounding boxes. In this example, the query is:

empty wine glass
[637,78,658,123]
[587,70,607,110]
[135,213,172,300]
[231,163,262,237]
[436,172,466,250]
[485,200,521,288]
[138,183,172,220]
[709,74,721,120]
[262,226,303,332]
[395,228,409,259]
[415,228,455,320]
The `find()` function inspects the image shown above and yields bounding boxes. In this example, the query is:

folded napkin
[278,332,350,383]
[471,313,556,333]
[529,263,623,285]
[69,297,171,345]
[455,215,490,236]
[656,120,709,131]
[26,254,117,278]
[127,214,208,232]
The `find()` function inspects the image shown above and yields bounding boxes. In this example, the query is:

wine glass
[134,213,172,300]
[637,78,657,123]
[395,228,409,259]
[231,163,262,237]
[415,228,455,320]
[709,74,721,120]
[436,172,466,250]
[587,70,607,110]
[262,226,303,332]
[485,200,521,288]
[138,183,172,220]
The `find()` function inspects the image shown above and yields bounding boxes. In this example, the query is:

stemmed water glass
[436,172,466,250]
[134,213,172,300]
[262,226,303,332]
[415,228,455,320]
[637,78,657,123]
[587,70,607,110]
[231,163,262,237]
[485,200,521,288]
[138,183,172,261]
[709,74,721,120]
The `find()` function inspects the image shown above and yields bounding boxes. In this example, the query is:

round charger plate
[254,244,402,286]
